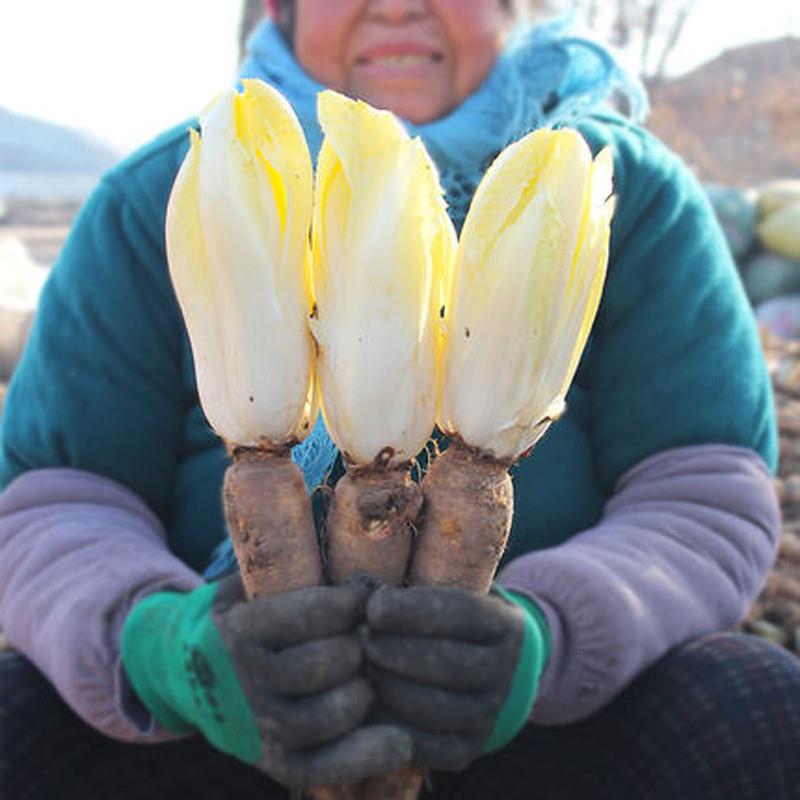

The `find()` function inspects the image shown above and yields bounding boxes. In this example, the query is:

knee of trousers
[0,652,79,743]
[616,632,800,765]
[0,652,85,794]
[439,635,800,800]
[653,631,800,702]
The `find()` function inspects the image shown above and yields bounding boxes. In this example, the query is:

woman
[1,1,798,797]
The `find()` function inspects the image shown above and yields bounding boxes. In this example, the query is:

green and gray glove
[121,574,412,788]
[364,584,550,771]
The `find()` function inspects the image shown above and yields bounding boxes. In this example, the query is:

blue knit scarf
[204,15,646,580]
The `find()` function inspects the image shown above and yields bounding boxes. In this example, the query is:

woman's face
[290,0,514,124]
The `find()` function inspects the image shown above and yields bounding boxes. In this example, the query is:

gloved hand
[364,585,550,772]
[121,574,412,788]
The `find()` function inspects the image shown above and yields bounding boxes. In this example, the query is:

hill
[647,37,800,186]
[0,107,120,174]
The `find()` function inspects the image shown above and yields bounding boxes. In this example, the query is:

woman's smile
[292,0,512,123]
[352,41,445,83]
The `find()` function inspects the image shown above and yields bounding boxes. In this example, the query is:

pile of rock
[705,180,800,335]
[746,330,800,655]
[675,180,800,651]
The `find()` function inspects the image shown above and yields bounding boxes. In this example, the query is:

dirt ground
[747,330,800,655]
[0,197,78,265]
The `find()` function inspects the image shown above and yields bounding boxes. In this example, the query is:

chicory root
[410,442,514,593]
[223,447,322,598]
[324,462,424,800]
[358,443,514,800]
[325,465,423,585]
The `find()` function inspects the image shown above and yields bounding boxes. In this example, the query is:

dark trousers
[2,633,799,799]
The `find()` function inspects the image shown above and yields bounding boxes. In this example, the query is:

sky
[1,0,798,155]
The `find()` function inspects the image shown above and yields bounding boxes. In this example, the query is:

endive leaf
[440,128,612,461]
[166,129,240,441]
[166,80,317,448]
[311,91,455,466]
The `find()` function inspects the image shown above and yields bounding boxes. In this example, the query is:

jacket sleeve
[0,468,202,740]
[499,443,780,724]
[0,163,200,739]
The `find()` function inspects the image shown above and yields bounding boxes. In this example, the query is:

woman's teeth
[369,55,434,67]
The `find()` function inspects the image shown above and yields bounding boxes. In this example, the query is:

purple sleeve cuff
[498,443,780,725]
[0,468,204,741]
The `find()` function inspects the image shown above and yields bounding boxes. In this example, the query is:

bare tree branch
[641,2,660,74]
[653,1,697,79]
[555,0,697,78]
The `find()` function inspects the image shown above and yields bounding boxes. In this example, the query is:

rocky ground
[747,330,800,655]
[0,196,79,265]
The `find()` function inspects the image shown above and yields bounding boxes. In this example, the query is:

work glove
[364,585,550,772]
[121,574,412,789]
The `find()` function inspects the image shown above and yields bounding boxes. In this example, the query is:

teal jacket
[0,112,777,573]
[0,111,781,735]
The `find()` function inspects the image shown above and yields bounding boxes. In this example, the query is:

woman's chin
[351,86,452,125]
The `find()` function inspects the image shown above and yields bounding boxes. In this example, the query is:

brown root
[409,442,514,594]
[360,766,424,800]
[308,785,362,800]
[223,450,322,599]
[341,445,513,800]
[308,767,423,800]
[325,467,423,585]
[224,450,342,800]
[316,466,423,800]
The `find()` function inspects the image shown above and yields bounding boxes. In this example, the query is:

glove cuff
[120,582,261,763]
[483,586,551,753]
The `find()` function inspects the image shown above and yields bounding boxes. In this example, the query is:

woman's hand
[364,585,550,771]
[121,574,412,789]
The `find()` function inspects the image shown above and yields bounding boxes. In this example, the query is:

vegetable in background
[757,180,800,218]
[758,203,800,263]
